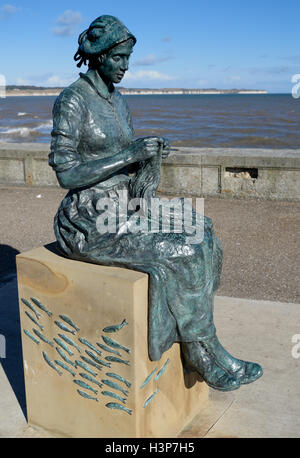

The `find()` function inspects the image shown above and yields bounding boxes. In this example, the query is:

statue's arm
[49,90,152,190]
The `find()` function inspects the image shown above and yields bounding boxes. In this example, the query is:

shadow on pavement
[0,244,27,420]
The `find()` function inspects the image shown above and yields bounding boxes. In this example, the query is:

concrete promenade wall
[0,142,299,200]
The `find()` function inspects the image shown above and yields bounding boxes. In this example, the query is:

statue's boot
[182,341,240,391]
[198,335,263,385]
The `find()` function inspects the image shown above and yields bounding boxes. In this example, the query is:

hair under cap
[74,15,136,67]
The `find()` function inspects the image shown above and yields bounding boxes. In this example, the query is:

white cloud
[1,3,19,13]
[45,75,74,86]
[123,70,175,82]
[52,9,82,36]
[0,3,20,19]
[16,73,76,87]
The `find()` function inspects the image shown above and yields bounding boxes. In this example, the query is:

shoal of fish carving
[21,298,41,320]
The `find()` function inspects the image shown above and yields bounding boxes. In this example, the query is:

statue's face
[98,40,134,84]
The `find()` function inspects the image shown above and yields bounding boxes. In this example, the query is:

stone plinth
[16,244,208,438]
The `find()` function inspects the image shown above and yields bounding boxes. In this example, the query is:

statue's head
[74,15,136,84]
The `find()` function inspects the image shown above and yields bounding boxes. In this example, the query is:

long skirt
[54,174,223,361]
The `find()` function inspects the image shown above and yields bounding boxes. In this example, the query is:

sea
[0,93,299,149]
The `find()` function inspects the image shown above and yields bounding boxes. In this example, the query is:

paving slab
[181,296,300,438]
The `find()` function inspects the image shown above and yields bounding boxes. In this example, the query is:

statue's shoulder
[53,77,87,111]
[113,88,130,110]
[113,87,126,101]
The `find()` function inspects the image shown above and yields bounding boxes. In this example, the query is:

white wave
[35,120,52,130]
[17,112,27,116]
[0,127,32,137]
[0,120,52,138]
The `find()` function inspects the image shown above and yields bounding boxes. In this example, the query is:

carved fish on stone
[23,329,39,345]
[30,297,52,317]
[105,355,130,366]
[102,336,130,354]
[55,360,76,377]
[25,311,43,331]
[79,372,103,388]
[80,355,103,372]
[79,338,102,356]
[101,391,126,404]
[97,342,122,357]
[77,389,98,402]
[42,351,62,376]
[105,402,132,415]
[140,367,158,389]
[59,314,80,332]
[154,359,170,381]
[58,334,81,353]
[144,388,159,408]
[56,347,76,367]
[54,337,73,356]
[74,379,98,395]
[106,372,131,388]
[103,319,128,333]
[101,379,128,397]
[75,360,97,377]
[55,321,76,335]
[85,350,111,368]
[21,298,41,320]
[33,329,53,347]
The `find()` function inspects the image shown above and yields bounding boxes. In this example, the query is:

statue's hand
[127,137,162,163]
[138,136,171,159]
[161,138,171,159]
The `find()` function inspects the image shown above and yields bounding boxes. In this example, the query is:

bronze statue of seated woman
[49,14,263,391]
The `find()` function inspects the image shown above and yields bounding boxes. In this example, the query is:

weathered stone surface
[0,143,299,200]
[0,158,24,184]
[16,245,208,438]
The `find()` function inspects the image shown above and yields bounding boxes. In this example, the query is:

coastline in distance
[4,85,267,97]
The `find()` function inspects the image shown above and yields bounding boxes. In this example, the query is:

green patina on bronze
[49,14,263,391]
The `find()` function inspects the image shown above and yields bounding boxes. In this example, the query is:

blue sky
[0,0,299,92]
